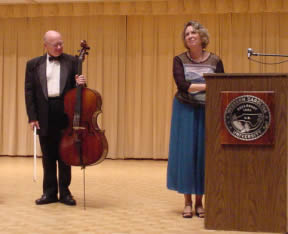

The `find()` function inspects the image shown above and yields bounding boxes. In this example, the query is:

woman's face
[184,26,202,49]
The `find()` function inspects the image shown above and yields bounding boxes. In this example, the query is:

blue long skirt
[167,97,205,194]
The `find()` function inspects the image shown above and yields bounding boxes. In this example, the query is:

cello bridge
[73,126,86,130]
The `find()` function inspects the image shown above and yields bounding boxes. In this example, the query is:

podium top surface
[204,73,288,78]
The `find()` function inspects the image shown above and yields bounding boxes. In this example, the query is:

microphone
[247,49,288,61]
[247,48,253,58]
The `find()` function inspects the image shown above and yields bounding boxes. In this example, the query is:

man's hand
[30,121,40,130]
[75,74,86,85]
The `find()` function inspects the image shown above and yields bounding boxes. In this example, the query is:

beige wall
[1,0,288,158]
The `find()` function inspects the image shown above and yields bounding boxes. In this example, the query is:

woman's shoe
[195,206,205,218]
[182,204,193,218]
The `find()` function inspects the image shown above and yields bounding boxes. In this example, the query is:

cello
[59,41,108,203]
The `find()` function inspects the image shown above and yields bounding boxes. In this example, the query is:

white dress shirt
[46,54,61,97]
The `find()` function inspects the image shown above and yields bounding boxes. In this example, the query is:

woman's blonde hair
[182,21,210,49]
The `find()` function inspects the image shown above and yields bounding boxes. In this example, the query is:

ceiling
[0,0,161,4]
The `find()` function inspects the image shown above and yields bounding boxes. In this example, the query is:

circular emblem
[224,95,271,141]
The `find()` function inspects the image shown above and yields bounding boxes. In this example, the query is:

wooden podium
[204,73,288,233]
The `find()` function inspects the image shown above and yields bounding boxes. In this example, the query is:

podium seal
[224,95,271,141]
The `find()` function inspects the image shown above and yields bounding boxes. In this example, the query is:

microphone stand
[252,52,288,57]
[247,48,288,65]
[248,48,288,58]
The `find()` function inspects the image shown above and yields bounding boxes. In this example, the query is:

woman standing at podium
[167,21,224,218]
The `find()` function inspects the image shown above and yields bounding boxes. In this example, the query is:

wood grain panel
[0,0,288,18]
[204,73,288,232]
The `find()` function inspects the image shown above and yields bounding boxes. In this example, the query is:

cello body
[60,87,108,166]
[59,40,108,167]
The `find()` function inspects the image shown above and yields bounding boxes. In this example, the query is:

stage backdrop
[0,0,288,159]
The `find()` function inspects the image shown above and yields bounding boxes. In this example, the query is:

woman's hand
[188,83,206,93]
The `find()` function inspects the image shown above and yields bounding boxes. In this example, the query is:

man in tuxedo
[25,30,86,206]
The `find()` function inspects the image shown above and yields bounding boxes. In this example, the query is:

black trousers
[38,97,71,198]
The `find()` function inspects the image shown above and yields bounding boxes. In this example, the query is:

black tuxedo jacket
[25,53,78,136]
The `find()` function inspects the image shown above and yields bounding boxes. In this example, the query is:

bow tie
[49,55,61,62]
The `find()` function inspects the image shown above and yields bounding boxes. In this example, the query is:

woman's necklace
[187,50,205,63]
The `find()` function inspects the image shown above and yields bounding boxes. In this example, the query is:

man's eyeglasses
[47,42,64,48]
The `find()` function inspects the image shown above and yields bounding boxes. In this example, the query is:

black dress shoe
[35,194,58,205]
[60,194,76,206]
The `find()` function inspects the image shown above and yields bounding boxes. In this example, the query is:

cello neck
[77,58,83,76]
[73,40,89,128]
[73,57,83,127]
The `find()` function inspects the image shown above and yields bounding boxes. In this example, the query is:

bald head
[44,30,64,57]
[44,30,62,44]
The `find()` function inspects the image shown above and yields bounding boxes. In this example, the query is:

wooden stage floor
[0,157,270,234]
